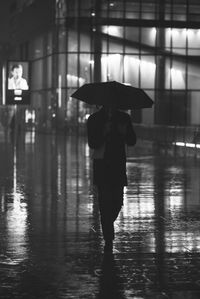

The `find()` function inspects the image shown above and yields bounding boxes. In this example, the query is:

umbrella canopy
[71,81,154,109]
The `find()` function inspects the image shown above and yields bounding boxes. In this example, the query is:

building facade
[1,0,200,132]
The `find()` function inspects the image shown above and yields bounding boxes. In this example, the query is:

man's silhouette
[87,106,136,253]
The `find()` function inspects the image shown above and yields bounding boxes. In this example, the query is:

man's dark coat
[87,108,137,186]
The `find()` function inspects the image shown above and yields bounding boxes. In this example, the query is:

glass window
[140,55,156,89]
[141,2,155,20]
[80,0,93,17]
[43,56,52,89]
[101,53,123,82]
[141,27,156,47]
[79,54,91,83]
[58,27,67,52]
[32,60,43,90]
[58,54,67,86]
[67,29,78,52]
[125,2,140,19]
[165,28,186,55]
[187,29,200,55]
[46,31,53,55]
[188,64,200,90]
[124,55,140,87]
[190,92,200,125]
[80,31,91,52]
[165,60,186,90]
[30,36,44,59]
[142,90,155,124]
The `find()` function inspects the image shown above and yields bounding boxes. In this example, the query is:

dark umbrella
[71,81,154,109]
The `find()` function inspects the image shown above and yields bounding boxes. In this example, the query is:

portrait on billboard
[6,61,30,105]
[8,63,29,90]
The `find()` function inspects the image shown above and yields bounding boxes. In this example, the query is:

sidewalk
[0,132,200,298]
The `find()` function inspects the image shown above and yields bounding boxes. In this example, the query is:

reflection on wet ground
[0,131,200,298]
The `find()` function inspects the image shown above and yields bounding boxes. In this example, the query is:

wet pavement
[0,131,200,299]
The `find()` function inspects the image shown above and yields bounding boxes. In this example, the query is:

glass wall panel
[125,3,139,19]
[80,0,94,17]
[188,29,200,55]
[66,89,79,125]
[141,2,156,20]
[46,56,52,88]
[67,29,78,52]
[58,53,66,82]
[165,28,186,55]
[165,59,186,90]
[124,55,140,87]
[101,1,124,19]
[46,31,53,55]
[79,54,91,83]
[29,36,44,59]
[142,90,155,124]
[67,54,78,87]
[141,28,156,47]
[187,64,200,90]
[165,1,187,21]
[101,54,123,82]
[58,27,67,52]
[170,61,186,90]
[101,26,124,39]
[188,3,200,22]
[32,60,43,90]
[80,30,91,52]
[189,92,200,125]
[102,39,124,53]
[125,27,140,44]
[140,55,156,89]
[51,0,200,128]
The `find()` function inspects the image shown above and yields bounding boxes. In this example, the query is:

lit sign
[6,61,30,105]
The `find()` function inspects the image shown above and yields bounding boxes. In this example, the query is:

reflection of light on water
[1,189,5,212]
[123,186,155,218]
[7,146,28,263]
[166,231,200,253]
[57,152,62,195]
[123,199,155,218]
[25,131,35,143]
[118,187,156,252]
[167,194,183,212]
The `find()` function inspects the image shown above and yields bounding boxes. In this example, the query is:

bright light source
[151,27,157,39]
[173,142,200,148]
[104,26,119,36]
[14,89,22,96]
[66,74,85,85]
[25,109,35,123]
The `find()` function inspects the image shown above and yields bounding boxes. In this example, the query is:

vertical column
[155,0,166,124]
[52,25,59,131]
[93,0,102,82]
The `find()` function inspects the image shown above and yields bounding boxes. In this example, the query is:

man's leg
[111,186,124,222]
[97,185,124,252]
[97,185,114,243]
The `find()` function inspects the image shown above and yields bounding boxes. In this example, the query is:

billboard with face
[6,61,30,105]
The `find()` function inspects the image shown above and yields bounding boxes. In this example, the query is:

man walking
[87,106,136,253]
